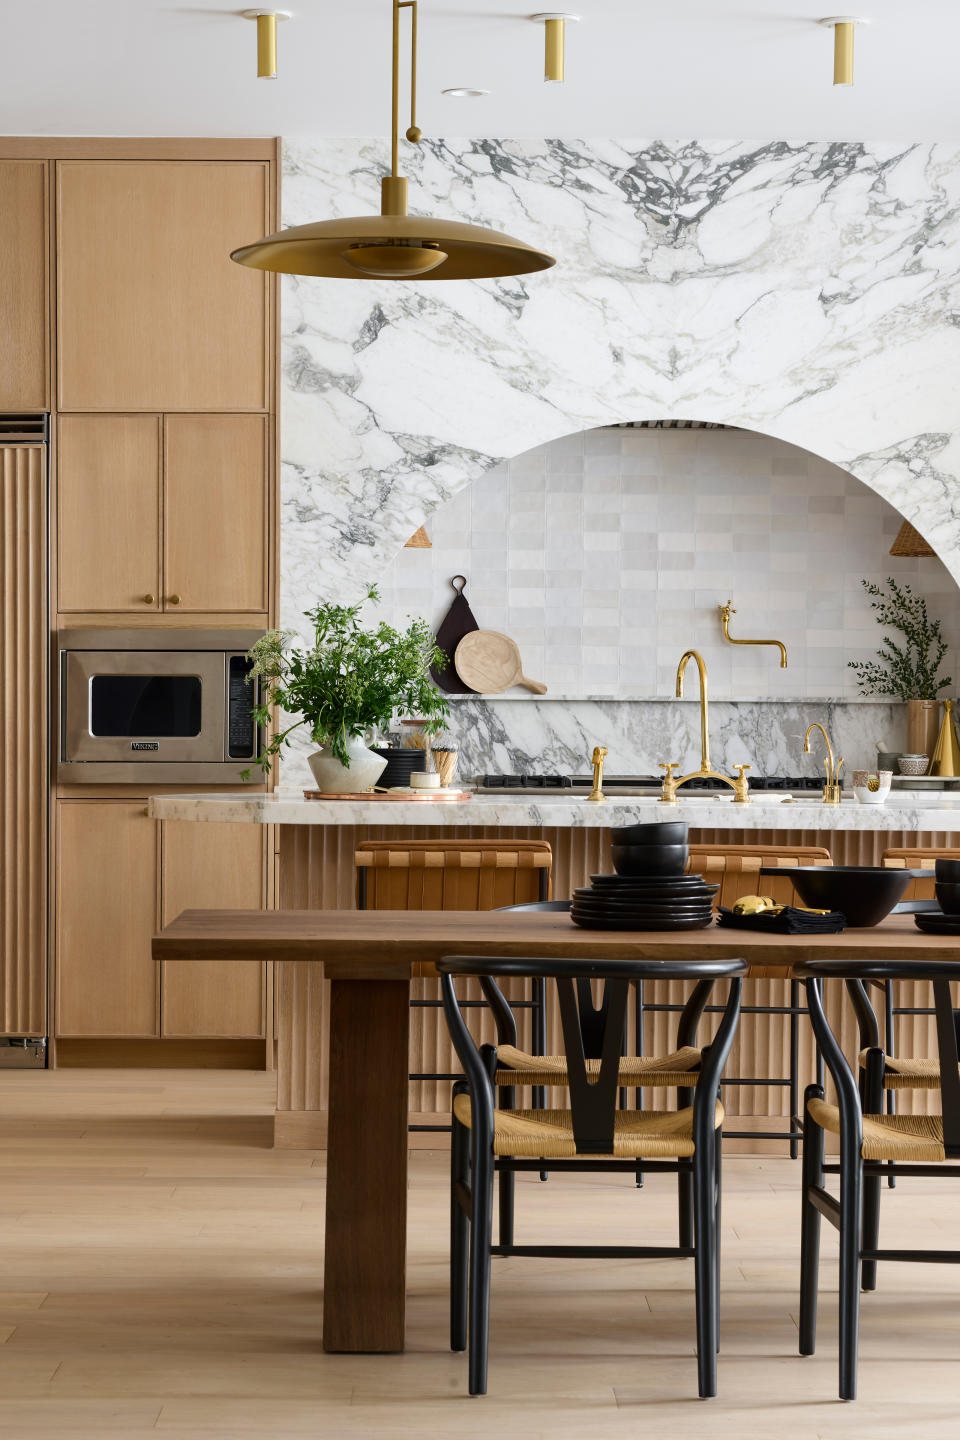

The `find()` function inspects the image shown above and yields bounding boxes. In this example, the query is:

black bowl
[610,842,688,878]
[611,820,688,847]
[936,858,960,883]
[936,881,960,915]
[773,866,912,928]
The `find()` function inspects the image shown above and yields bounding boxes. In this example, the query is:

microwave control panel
[227,655,257,760]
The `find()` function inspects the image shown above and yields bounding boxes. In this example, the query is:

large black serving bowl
[611,842,689,877]
[767,865,912,928]
[611,820,689,847]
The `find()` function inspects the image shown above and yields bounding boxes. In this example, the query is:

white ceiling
[3,1,960,141]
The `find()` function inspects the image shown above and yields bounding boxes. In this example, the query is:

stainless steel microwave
[57,628,265,783]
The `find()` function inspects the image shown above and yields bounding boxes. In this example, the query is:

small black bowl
[610,842,689,878]
[611,821,688,847]
[772,865,911,928]
[935,858,960,883]
[936,881,960,915]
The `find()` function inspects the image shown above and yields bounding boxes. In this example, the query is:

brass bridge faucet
[658,650,752,804]
[803,722,844,805]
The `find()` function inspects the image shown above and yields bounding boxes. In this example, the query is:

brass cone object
[231,2,555,281]
[930,699,960,778]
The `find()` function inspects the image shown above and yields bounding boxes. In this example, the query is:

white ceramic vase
[307,735,387,793]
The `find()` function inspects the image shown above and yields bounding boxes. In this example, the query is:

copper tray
[303,789,473,802]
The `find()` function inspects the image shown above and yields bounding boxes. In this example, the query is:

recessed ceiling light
[441,87,491,98]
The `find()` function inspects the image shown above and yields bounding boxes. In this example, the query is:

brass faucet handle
[658,762,680,805]
[734,764,751,776]
[731,763,752,804]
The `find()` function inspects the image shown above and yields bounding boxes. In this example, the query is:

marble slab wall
[278,137,960,788]
[443,697,907,783]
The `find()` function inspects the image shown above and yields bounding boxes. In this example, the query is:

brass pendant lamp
[231,1,555,281]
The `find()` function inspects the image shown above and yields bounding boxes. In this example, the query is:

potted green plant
[244,586,450,792]
[847,577,952,756]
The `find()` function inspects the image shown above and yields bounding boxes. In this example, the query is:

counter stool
[354,839,552,1135]
[635,843,833,1157]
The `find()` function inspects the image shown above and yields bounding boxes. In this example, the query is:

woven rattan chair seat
[494,1043,701,1089]
[856,1050,945,1090]
[807,1096,947,1161]
[452,1091,723,1158]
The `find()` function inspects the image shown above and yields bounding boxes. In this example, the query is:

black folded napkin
[717,905,846,934]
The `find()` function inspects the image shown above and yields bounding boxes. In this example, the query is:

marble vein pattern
[279,137,960,789]
[282,137,960,616]
[149,791,960,834]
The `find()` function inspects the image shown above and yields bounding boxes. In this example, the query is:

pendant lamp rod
[384,1,419,217]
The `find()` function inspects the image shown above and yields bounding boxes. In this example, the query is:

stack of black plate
[570,873,718,931]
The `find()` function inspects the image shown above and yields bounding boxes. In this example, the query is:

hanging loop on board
[451,575,467,594]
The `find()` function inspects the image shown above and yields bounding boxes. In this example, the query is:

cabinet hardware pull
[142,808,150,817]
[143,593,155,605]
[168,593,182,605]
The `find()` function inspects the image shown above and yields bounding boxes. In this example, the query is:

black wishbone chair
[797,956,960,1401]
[438,953,746,1398]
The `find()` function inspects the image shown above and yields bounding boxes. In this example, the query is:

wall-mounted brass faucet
[803,722,844,805]
[658,650,752,803]
[718,601,787,668]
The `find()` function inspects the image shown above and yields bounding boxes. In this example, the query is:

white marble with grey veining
[149,790,960,833]
[279,137,960,791]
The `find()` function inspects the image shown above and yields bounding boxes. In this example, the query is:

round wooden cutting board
[454,630,547,695]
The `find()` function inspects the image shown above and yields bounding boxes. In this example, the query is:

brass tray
[303,789,473,802]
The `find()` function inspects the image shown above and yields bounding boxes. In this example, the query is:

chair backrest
[686,843,833,910]
[355,839,552,910]
[438,954,746,1155]
[881,846,959,901]
[799,957,960,1157]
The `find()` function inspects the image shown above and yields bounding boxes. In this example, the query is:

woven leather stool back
[881,846,960,901]
[355,839,552,911]
[686,843,833,910]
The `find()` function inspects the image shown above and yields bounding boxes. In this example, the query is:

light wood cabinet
[57,415,162,612]
[0,160,48,411]
[56,160,270,412]
[56,803,267,1040]
[160,821,266,1037]
[57,413,268,614]
[56,802,160,1037]
[164,415,269,613]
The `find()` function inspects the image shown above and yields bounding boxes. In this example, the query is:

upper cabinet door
[163,414,269,614]
[0,160,48,411]
[56,160,270,412]
[58,414,162,613]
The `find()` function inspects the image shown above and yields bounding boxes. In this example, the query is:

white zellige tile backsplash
[369,426,960,701]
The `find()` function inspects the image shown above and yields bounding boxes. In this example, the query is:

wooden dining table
[152,907,960,1355]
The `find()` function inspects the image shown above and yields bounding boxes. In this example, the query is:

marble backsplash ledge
[442,698,909,781]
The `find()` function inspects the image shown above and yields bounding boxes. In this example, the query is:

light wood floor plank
[1,1069,959,1438]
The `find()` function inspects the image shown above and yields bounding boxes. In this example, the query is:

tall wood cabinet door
[56,161,270,412]
[56,802,159,1037]
[160,821,266,1037]
[163,414,269,613]
[0,160,48,411]
[0,445,47,1035]
[58,415,162,612]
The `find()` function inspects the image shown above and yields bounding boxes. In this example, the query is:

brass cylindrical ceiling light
[530,12,580,83]
[231,1,555,281]
[241,10,292,79]
[818,16,870,86]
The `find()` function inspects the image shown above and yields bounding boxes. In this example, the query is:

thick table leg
[323,977,410,1353]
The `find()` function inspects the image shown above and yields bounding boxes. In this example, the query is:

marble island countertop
[149,790,960,832]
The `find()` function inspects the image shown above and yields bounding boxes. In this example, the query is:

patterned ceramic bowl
[898,755,930,777]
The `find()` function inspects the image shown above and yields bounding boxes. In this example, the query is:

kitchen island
[150,789,960,1147]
